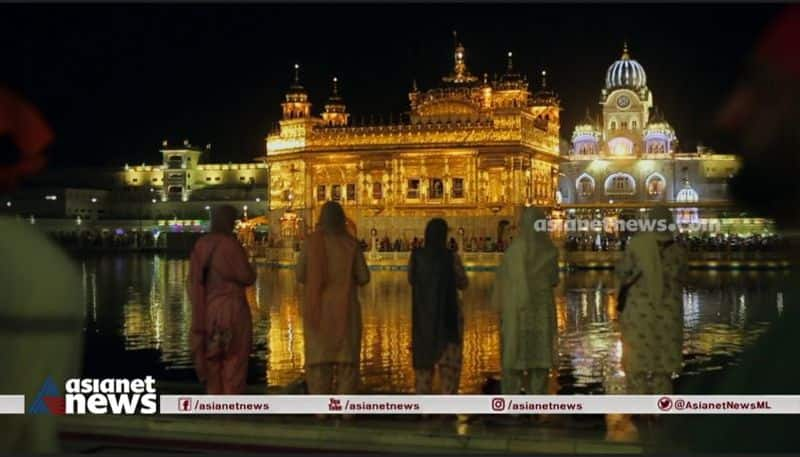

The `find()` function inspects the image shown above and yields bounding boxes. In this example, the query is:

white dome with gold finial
[605,43,647,90]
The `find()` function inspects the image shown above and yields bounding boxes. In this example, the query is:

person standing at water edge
[492,207,559,395]
[296,201,370,395]
[188,205,256,394]
[615,205,687,395]
[408,218,469,394]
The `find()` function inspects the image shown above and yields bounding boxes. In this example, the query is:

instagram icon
[491,398,506,411]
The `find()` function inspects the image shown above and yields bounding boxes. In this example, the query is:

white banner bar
[0,395,25,414]
[160,395,800,415]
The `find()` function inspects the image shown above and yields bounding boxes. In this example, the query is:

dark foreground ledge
[58,413,656,454]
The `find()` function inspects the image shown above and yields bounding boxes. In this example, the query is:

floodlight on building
[91,197,98,203]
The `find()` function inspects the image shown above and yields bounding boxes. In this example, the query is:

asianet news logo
[31,376,159,414]
[66,376,158,414]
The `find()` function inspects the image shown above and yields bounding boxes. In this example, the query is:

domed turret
[282,64,312,120]
[571,109,601,156]
[442,31,478,85]
[605,43,647,90]
[531,70,559,106]
[496,51,527,90]
[322,76,349,127]
[643,108,677,155]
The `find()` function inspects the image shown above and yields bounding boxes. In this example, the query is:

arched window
[631,120,638,129]
[608,137,634,156]
[647,140,668,155]
[645,173,666,197]
[610,121,617,130]
[676,186,700,226]
[576,173,595,197]
[604,172,636,195]
[676,187,699,203]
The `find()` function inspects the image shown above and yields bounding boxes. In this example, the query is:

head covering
[318,201,347,235]
[492,206,560,372]
[210,205,237,234]
[518,206,558,274]
[423,218,448,251]
[304,201,358,352]
[409,218,459,370]
[629,205,675,302]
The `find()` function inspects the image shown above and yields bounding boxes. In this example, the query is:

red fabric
[0,87,53,187]
[756,6,800,80]
[187,233,255,393]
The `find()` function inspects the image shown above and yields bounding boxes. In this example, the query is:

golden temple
[265,37,561,242]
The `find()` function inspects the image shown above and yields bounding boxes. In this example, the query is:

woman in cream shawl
[296,201,370,395]
[615,205,688,394]
[492,206,560,394]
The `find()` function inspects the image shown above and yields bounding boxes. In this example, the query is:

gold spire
[293,63,301,84]
[331,76,339,97]
[621,41,630,60]
[541,69,547,89]
[506,51,514,72]
[443,30,477,84]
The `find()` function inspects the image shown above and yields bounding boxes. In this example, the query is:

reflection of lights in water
[738,294,746,327]
[683,288,700,328]
[91,272,97,323]
[255,277,261,308]
[594,285,602,318]
[606,291,618,321]
[580,292,588,319]
[89,261,786,394]
[777,292,784,316]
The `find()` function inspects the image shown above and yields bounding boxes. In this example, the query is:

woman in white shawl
[615,205,688,394]
[492,206,560,394]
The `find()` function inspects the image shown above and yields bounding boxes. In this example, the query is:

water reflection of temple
[81,257,788,393]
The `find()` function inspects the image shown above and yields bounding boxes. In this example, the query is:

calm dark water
[79,254,788,394]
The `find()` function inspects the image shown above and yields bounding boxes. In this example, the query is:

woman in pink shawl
[188,205,256,394]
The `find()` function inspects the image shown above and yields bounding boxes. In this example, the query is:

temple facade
[556,44,747,232]
[265,39,562,243]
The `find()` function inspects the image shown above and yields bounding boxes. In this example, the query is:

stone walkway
[59,413,657,454]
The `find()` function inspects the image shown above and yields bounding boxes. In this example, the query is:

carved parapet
[307,122,522,149]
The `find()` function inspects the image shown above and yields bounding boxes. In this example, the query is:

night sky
[0,4,782,169]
